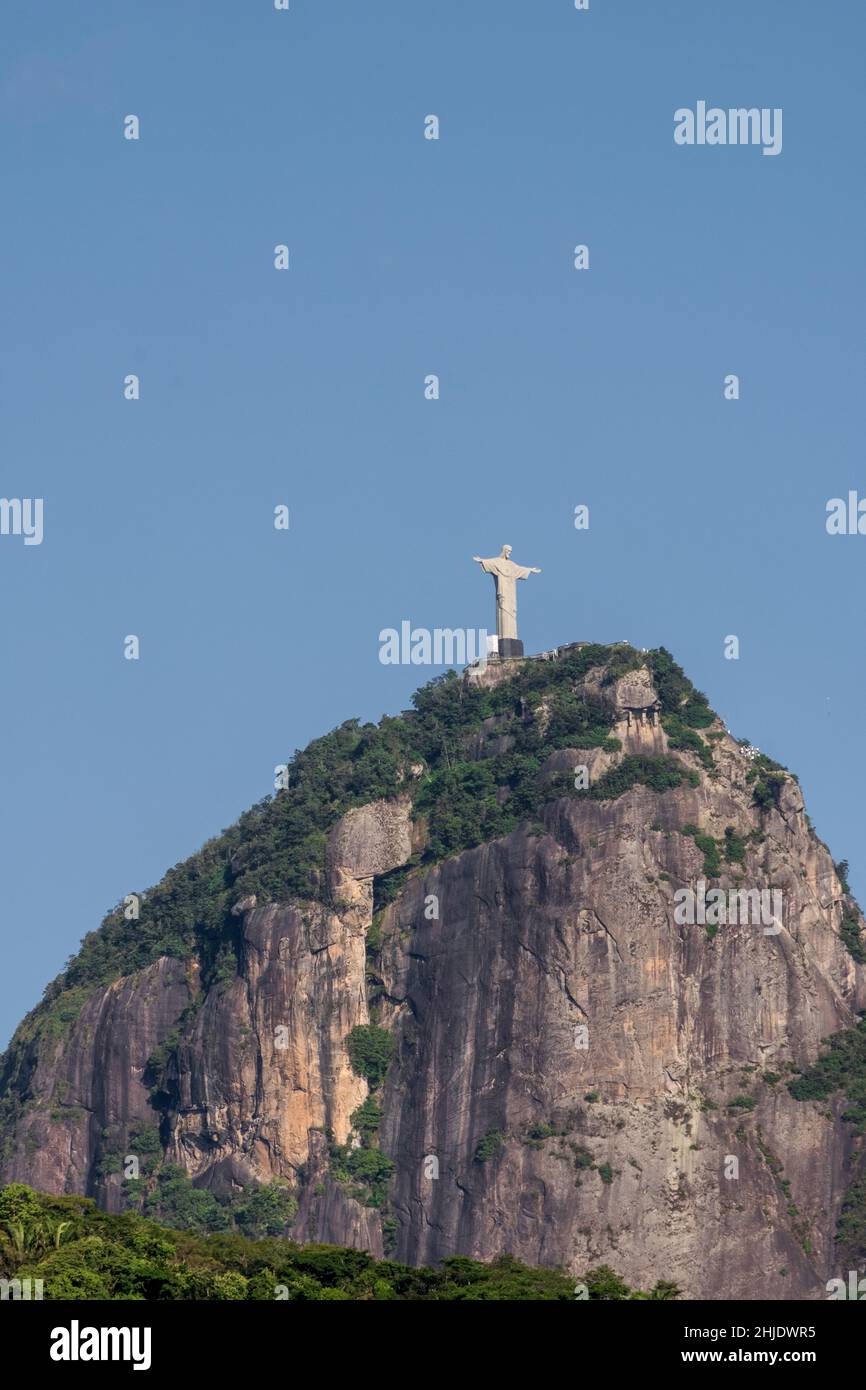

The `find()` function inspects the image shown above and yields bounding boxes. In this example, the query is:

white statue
[472,545,541,643]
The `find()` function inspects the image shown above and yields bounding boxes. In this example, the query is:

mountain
[2,642,864,1299]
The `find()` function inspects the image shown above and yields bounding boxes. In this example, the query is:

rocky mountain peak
[1,641,864,1297]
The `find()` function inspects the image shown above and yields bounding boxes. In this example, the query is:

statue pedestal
[497,638,524,659]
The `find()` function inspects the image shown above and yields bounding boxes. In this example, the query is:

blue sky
[1,0,863,1046]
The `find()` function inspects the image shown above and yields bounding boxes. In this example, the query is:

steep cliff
[2,642,864,1298]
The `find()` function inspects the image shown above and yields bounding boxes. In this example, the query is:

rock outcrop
[376,737,863,1297]
[2,645,864,1297]
[2,958,193,1209]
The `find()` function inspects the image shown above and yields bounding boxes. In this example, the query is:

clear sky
[1,0,864,1047]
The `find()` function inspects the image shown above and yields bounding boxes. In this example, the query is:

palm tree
[0,1215,71,1273]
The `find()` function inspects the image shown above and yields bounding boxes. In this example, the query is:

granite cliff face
[2,644,864,1298]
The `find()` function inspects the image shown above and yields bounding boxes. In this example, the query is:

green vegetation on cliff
[141,1168,297,1239]
[788,1013,866,1264]
[328,1026,396,1215]
[841,913,866,965]
[85,1119,298,1239]
[0,1184,679,1301]
[346,1025,394,1089]
[747,753,789,811]
[788,1015,866,1132]
[661,714,714,771]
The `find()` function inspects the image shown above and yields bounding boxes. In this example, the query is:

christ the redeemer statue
[472,545,541,659]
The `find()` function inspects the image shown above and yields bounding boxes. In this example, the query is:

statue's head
[501,544,512,557]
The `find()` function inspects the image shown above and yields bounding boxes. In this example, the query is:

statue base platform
[496,638,524,660]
